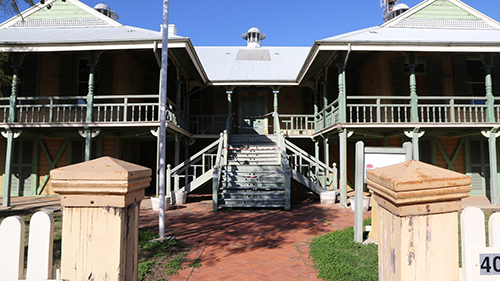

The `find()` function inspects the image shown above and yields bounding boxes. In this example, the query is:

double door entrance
[239,95,268,134]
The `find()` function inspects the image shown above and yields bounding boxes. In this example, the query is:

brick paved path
[139,198,370,281]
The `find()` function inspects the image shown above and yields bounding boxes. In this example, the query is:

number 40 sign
[468,248,500,280]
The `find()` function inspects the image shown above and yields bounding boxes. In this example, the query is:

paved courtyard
[139,196,370,281]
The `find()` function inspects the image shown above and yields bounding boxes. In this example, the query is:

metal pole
[158,0,170,239]
[354,141,364,243]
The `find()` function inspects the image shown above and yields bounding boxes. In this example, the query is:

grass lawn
[309,219,378,281]
[0,211,199,281]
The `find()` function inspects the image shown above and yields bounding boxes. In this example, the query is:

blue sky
[4,0,500,47]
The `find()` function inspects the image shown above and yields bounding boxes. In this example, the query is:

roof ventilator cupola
[94,3,119,20]
[381,0,409,22]
[242,27,266,48]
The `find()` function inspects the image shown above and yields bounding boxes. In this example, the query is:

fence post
[26,211,54,280]
[0,216,25,279]
[367,160,471,281]
[51,156,151,281]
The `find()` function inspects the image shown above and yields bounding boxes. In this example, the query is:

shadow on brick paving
[139,196,356,267]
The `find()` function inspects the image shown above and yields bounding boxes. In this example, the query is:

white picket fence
[461,206,500,281]
[0,211,60,281]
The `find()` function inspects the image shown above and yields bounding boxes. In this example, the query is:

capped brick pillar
[51,157,151,281]
[367,160,471,281]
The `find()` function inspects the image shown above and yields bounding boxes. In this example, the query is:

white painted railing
[315,98,339,131]
[189,115,226,135]
[0,211,59,281]
[280,114,315,136]
[461,207,500,280]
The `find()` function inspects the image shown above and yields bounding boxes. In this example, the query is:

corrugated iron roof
[0,26,165,45]
[195,46,310,83]
[318,25,500,45]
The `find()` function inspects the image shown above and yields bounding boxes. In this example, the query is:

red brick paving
[139,198,370,281]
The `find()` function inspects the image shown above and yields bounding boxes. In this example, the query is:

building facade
[1,0,499,208]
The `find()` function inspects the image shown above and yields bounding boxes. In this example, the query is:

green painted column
[8,66,21,123]
[337,63,346,123]
[86,64,96,122]
[273,89,279,113]
[323,137,329,189]
[85,64,97,162]
[313,91,319,131]
[409,64,419,123]
[488,128,499,205]
[314,138,320,160]
[273,89,279,133]
[2,130,14,206]
[412,128,420,161]
[339,128,347,207]
[485,65,495,123]
[321,81,329,129]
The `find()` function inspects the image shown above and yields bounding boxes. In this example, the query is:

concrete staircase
[218,134,286,208]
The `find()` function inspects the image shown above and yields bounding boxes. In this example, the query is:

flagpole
[158,0,170,239]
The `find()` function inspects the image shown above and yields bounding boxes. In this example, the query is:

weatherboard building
[1,0,500,209]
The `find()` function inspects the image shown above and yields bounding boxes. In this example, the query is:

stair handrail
[212,130,227,211]
[170,138,220,176]
[284,139,337,190]
[276,114,292,210]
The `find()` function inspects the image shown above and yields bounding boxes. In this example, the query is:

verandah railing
[346,96,495,123]
[0,95,224,134]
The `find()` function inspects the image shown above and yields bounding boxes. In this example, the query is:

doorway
[239,95,268,134]
[10,139,36,196]
[469,139,490,197]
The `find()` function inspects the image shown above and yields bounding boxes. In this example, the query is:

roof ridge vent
[381,0,409,22]
[94,3,119,21]
[242,27,266,48]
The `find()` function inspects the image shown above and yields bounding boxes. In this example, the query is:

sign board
[353,141,412,242]
[468,247,500,280]
[363,144,412,182]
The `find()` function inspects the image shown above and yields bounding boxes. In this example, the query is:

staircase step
[220,184,285,190]
[219,198,284,208]
[226,165,282,172]
[220,191,284,198]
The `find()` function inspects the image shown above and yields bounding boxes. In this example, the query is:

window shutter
[452,56,468,96]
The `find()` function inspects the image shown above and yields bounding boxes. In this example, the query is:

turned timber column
[8,66,20,123]
[323,137,329,189]
[51,157,151,281]
[409,64,419,123]
[338,128,347,207]
[408,64,420,160]
[273,88,279,133]
[337,63,346,123]
[85,63,97,162]
[485,65,495,123]
[313,91,319,131]
[337,63,348,207]
[321,81,329,129]
[367,160,471,281]
[3,65,21,207]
